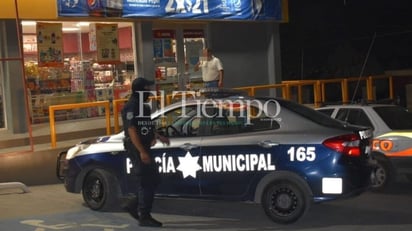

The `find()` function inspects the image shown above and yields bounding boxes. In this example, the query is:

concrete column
[267,23,282,97]
[133,21,155,81]
[175,26,185,86]
[0,20,28,133]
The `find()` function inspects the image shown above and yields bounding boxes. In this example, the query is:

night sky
[279,0,412,80]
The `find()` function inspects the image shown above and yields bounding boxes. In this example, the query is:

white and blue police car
[57,91,375,224]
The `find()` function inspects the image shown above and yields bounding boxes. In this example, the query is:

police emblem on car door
[151,105,202,196]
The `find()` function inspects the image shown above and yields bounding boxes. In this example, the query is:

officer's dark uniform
[121,77,161,227]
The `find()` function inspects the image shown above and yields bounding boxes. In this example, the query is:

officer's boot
[139,213,162,227]
[125,206,139,220]
[124,197,139,220]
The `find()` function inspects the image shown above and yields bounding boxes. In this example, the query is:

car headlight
[66,144,91,160]
[65,137,105,160]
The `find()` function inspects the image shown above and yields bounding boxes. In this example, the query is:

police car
[57,90,374,224]
[316,104,412,191]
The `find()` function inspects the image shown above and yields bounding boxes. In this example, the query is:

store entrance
[152,24,206,94]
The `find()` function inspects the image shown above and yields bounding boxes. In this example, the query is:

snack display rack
[93,63,117,115]
[25,61,88,123]
[25,60,134,123]
[28,91,86,123]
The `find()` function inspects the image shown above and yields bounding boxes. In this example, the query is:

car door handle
[180,143,199,151]
[258,140,279,148]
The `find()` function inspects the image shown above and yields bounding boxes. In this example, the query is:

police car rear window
[270,98,345,128]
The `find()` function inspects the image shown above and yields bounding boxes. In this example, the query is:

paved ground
[2,118,412,230]
[1,182,412,231]
[0,117,111,185]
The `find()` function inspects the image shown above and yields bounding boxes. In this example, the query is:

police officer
[122,77,169,227]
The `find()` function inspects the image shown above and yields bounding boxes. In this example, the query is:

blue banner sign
[57,0,285,21]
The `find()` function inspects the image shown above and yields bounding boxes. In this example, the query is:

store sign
[153,30,175,60]
[183,29,204,38]
[57,0,89,16]
[57,0,285,21]
[92,23,120,64]
[153,30,175,39]
[185,39,203,67]
[36,23,64,67]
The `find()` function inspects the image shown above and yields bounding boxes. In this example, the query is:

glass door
[182,29,205,91]
[153,24,206,95]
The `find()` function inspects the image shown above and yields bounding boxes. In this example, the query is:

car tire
[261,180,310,224]
[82,169,121,211]
[371,157,393,192]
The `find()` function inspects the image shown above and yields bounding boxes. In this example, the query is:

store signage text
[126,151,276,178]
[57,0,284,21]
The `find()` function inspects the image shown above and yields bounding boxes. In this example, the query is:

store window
[22,21,135,123]
[183,29,206,89]
[153,27,206,95]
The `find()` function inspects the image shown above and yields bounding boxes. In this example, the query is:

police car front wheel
[82,169,121,211]
[261,180,310,224]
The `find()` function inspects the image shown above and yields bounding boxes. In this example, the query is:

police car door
[197,103,279,199]
[151,105,202,196]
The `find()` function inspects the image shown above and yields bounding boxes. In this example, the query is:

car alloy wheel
[374,165,387,187]
[371,158,393,192]
[82,169,120,211]
[261,180,309,224]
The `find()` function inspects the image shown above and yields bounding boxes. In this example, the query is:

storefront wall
[208,22,282,93]
[135,21,282,95]
[0,1,284,152]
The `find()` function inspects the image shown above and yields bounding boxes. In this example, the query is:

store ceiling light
[63,27,80,32]
[21,21,36,26]
[76,22,90,27]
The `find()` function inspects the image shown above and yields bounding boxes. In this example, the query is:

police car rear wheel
[82,169,120,211]
[261,180,309,224]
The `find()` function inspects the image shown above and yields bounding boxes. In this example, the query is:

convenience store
[0,0,288,151]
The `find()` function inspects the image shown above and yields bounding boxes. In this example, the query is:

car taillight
[323,134,361,157]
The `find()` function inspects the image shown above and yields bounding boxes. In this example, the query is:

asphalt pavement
[1,182,412,231]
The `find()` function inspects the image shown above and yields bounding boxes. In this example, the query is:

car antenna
[351,32,377,104]
[344,32,377,122]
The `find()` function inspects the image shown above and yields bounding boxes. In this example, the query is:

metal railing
[48,101,111,148]
[235,75,394,106]
[113,98,127,134]
[48,75,395,147]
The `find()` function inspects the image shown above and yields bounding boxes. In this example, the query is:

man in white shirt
[194,48,224,88]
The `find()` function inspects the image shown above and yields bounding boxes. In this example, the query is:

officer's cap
[132,77,155,91]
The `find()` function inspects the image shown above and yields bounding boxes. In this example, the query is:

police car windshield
[373,106,412,130]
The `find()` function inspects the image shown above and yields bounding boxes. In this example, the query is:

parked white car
[317,104,412,191]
